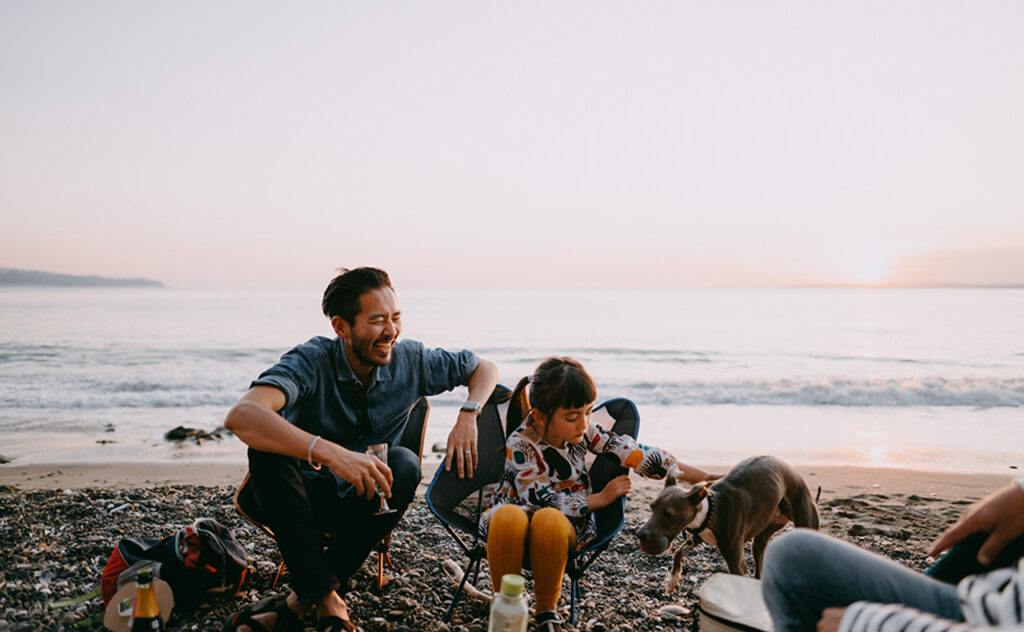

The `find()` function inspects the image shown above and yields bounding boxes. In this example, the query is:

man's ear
[687,482,708,504]
[330,315,350,340]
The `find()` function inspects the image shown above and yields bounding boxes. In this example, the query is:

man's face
[344,287,402,369]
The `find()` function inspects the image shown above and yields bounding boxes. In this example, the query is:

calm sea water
[1,287,1022,473]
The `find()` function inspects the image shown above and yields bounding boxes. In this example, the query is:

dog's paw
[665,572,682,593]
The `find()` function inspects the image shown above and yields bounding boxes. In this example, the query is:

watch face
[461,401,482,413]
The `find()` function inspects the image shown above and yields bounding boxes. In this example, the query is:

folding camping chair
[233,396,430,591]
[426,393,640,625]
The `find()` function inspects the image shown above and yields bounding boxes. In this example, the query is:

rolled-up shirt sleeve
[251,348,316,412]
[418,343,479,396]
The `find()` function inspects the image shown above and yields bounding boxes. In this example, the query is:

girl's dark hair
[506,357,597,437]
[321,267,393,324]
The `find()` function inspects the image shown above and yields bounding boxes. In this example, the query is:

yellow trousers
[486,505,577,613]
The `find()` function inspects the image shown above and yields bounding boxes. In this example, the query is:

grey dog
[636,455,819,592]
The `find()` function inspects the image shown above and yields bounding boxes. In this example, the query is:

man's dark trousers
[247,446,421,603]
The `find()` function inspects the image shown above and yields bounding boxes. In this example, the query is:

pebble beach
[0,463,1010,632]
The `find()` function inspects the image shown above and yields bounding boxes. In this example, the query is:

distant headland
[0,268,164,288]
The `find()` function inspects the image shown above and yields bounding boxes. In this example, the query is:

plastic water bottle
[488,573,528,632]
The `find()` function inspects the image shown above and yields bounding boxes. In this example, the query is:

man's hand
[322,444,394,501]
[928,481,1024,565]
[817,608,846,632]
[445,411,478,479]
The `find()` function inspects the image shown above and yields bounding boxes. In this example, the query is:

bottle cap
[500,574,525,596]
[136,569,153,584]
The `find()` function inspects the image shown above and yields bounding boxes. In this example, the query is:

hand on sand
[928,482,1024,565]
[817,607,846,632]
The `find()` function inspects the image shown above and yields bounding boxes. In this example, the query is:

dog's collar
[683,491,715,535]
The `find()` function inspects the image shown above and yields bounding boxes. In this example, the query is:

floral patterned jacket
[479,417,677,546]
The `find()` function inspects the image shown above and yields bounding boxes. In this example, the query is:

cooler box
[698,573,773,632]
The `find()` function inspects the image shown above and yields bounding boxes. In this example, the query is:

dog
[636,455,818,592]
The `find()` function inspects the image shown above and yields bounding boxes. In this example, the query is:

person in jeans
[224,267,498,632]
[761,478,1024,632]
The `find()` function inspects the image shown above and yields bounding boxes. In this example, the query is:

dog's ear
[664,463,679,488]
[687,482,708,504]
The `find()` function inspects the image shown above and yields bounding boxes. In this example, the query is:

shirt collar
[332,337,392,386]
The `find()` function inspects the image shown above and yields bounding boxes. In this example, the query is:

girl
[479,357,717,631]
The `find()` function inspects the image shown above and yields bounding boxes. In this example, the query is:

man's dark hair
[321,267,394,324]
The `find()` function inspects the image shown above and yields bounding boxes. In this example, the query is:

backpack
[101,518,249,605]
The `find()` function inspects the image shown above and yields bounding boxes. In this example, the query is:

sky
[2,1,1023,290]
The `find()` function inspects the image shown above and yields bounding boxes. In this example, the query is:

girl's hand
[605,474,632,500]
[700,470,725,482]
[673,462,724,485]
[589,474,632,511]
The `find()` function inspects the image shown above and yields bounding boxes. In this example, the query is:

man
[762,479,1024,632]
[224,267,498,632]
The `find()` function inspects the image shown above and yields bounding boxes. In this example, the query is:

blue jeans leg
[761,530,962,632]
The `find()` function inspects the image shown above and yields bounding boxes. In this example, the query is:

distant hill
[0,268,164,288]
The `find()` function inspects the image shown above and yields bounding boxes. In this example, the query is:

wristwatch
[459,401,483,415]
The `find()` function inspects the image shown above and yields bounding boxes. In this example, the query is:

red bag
[102,518,249,605]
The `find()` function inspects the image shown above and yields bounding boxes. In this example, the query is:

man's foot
[224,592,309,632]
[315,591,358,632]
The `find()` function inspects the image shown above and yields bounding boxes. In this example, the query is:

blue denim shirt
[252,336,478,495]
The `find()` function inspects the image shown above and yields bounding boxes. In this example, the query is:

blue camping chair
[426,391,640,625]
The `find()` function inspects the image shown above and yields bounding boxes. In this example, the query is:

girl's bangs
[559,366,597,410]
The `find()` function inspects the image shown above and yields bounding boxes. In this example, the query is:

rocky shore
[0,474,987,632]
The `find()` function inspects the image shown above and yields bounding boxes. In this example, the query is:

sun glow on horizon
[833,241,919,287]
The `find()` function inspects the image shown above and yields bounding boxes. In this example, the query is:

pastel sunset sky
[2,2,1023,289]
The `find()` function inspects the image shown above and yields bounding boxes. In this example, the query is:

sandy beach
[0,459,1011,499]
[0,461,1013,632]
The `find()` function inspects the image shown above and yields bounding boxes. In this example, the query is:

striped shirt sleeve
[839,559,1024,632]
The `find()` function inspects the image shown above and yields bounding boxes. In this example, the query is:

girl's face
[533,402,594,447]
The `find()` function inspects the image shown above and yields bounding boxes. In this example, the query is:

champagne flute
[367,443,397,515]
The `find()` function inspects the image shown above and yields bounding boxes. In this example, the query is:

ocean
[1,287,1022,474]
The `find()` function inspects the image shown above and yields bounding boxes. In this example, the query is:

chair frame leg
[272,561,286,590]
[377,551,385,591]
[570,577,579,626]
[443,552,483,623]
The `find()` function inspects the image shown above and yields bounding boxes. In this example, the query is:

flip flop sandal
[223,594,303,632]
[535,610,564,632]
[316,614,359,632]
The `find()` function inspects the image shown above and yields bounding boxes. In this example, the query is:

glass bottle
[130,568,163,631]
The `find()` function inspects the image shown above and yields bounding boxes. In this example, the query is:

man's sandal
[223,594,303,632]
[535,610,564,632]
[316,615,359,632]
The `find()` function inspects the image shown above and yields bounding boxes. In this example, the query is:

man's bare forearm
[466,358,498,407]
[225,397,321,458]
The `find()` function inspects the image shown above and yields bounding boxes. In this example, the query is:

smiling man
[224,267,498,632]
